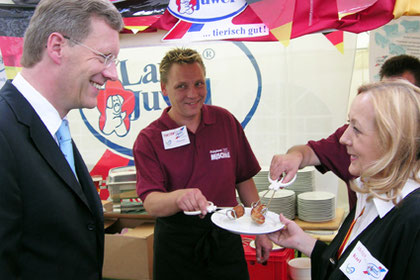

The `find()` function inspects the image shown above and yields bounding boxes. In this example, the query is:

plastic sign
[163,0,268,41]
[167,0,247,22]
[74,41,262,177]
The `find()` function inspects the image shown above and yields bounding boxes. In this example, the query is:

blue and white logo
[79,41,261,159]
[168,0,247,23]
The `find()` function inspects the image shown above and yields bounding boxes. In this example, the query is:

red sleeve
[307,124,354,184]
[307,124,357,208]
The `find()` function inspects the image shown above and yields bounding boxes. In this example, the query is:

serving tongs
[183,201,241,220]
[252,173,297,210]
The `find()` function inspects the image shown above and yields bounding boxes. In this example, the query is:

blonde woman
[269,80,420,280]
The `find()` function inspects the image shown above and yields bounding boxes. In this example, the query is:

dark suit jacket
[0,81,104,279]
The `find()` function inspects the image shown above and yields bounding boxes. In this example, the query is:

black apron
[153,212,250,280]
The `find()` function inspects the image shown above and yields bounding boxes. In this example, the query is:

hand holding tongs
[253,172,297,209]
[183,201,219,215]
[183,201,239,220]
[268,172,297,191]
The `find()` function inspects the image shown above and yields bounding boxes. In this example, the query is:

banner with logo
[1,0,416,63]
[369,15,420,81]
[0,1,357,193]
[162,0,268,41]
[68,32,356,188]
[151,0,408,44]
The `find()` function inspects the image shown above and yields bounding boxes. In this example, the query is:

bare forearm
[143,188,210,217]
[287,145,321,168]
[143,190,184,217]
[294,233,317,257]
[267,214,317,257]
[236,178,260,207]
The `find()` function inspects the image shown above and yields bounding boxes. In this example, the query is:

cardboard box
[101,200,113,213]
[103,219,154,280]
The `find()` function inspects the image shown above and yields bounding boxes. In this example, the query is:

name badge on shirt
[340,241,388,280]
[161,125,190,150]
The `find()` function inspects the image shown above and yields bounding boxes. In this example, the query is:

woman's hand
[268,213,317,257]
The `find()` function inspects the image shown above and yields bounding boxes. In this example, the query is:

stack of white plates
[259,189,296,220]
[253,167,314,196]
[297,191,336,222]
[253,169,270,193]
[285,167,315,197]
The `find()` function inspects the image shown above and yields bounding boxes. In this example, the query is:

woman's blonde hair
[351,80,420,204]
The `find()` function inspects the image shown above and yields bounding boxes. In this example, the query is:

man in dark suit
[0,0,123,279]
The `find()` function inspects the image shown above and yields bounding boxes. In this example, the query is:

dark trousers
[153,212,249,280]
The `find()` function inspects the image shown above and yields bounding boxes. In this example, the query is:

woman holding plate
[268,80,420,280]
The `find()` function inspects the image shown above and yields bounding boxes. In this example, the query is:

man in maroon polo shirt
[269,54,420,210]
[133,48,272,280]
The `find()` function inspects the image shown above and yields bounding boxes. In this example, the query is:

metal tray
[107,166,136,183]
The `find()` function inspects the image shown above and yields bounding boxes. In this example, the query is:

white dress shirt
[12,72,64,144]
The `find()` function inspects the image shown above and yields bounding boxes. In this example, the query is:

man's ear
[161,82,168,97]
[46,32,66,64]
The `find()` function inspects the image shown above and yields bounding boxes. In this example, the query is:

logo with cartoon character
[363,263,387,279]
[97,80,135,137]
[79,42,261,158]
[176,0,196,14]
[168,0,247,22]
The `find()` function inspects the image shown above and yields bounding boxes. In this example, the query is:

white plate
[298,191,335,201]
[211,208,284,235]
[249,240,284,251]
[259,189,295,198]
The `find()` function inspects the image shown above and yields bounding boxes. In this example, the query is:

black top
[311,187,420,280]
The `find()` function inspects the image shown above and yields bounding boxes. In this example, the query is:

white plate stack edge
[297,191,336,222]
[259,189,296,220]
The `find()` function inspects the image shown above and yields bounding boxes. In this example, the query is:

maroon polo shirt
[133,104,261,207]
[307,124,357,209]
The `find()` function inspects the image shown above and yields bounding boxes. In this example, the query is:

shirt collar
[199,104,216,127]
[356,176,420,218]
[159,107,178,129]
[12,72,62,138]
[159,104,215,130]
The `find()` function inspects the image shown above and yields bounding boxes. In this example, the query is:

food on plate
[229,203,245,219]
[251,203,267,224]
